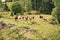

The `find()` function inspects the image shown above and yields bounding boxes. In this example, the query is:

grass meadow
[0,12,60,40]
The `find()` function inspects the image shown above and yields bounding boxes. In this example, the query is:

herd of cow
[14,15,47,21]
[0,15,47,30]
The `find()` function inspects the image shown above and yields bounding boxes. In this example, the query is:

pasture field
[0,12,60,40]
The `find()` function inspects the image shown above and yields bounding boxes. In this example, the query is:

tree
[3,4,10,11]
[6,0,13,2]
[11,2,23,15]
[40,0,54,14]
[19,0,32,12]
[0,0,2,3]
[52,0,60,23]
[31,0,54,14]
[0,0,2,7]
[31,0,42,11]
[0,0,4,11]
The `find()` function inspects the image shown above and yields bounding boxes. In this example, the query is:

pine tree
[40,0,54,14]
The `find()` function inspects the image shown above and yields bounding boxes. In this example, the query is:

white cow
[18,16,21,20]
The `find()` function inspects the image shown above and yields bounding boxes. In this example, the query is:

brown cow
[29,16,34,21]
[15,15,18,21]
[32,16,34,20]
[25,16,28,21]
[22,16,25,20]
[29,18,32,21]
[39,15,43,19]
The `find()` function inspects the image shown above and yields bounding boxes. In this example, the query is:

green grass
[0,12,60,40]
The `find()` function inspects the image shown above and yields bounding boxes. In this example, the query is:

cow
[32,16,34,20]
[39,15,43,19]
[18,16,21,20]
[25,16,28,21]
[29,16,34,21]
[29,18,32,21]
[22,16,25,20]
[14,15,18,21]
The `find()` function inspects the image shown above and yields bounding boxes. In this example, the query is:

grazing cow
[26,16,28,21]
[29,18,32,21]
[29,16,34,21]
[22,16,24,20]
[15,15,18,21]
[19,17,21,19]
[39,15,43,19]
[32,16,34,20]
[18,16,21,20]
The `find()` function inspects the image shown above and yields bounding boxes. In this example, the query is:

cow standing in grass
[29,18,32,21]
[29,16,34,21]
[32,16,34,20]
[39,15,43,19]
[26,16,28,21]
[39,15,47,21]
[22,16,25,20]
[15,15,18,21]
[17,16,22,20]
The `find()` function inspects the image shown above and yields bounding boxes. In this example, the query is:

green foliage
[11,12,14,16]
[52,0,60,7]
[0,0,2,4]
[3,4,10,11]
[0,0,4,8]
[6,0,12,2]
[49,18,58,25]
[6,0,20,2]
[51,7,60,20]
[40,0,54,14]
[31,0,41,11]
[11,2,23,15]
[19,0,32,12]
[51,0,60,23]
[5,0,55,14]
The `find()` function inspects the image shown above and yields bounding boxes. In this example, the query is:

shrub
[51,7,60,23]
[49,18,58,25]
[52,0,60,23]
[3,4,10,11]
[11,2,23,15]
[11,12,14,16]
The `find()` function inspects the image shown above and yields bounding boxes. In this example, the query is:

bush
[3,4,10,11]
[52,0,60,23]
[49,18,58,25]
[11,2,23,15]
[51,7,60,23]
[11,12,14,16]
[39,0,54,14]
